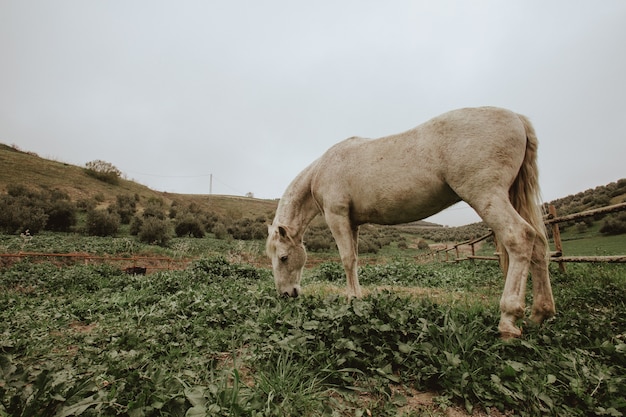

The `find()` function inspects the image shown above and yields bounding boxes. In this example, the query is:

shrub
[306,236,334,252]
[113,194,137,224]
[129,216,143,236]
[0,185,77,234]
[600,213,626,235]
[174,215,205,238]
[417,239,431,250]
[142,199,166,220]
[305,224,334,252]
[0,197,48,234]
[228,218,267,240]
[212,222,229,240]
[84,160,122,185]
[137,217,171,246]
[358,236,380,254]
[45,200,77,232]
[85,209,120,237]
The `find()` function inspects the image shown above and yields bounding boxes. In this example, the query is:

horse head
[266,224,307,297]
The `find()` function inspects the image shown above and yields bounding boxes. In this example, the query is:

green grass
[549,220,626,256]
[1,251,625,416]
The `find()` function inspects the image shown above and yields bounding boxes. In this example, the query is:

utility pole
[209,174,213,195]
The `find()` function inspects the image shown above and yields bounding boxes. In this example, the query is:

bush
[174,215,205,238]
[84,160,122,185]
[85,209,120,237]
[113,194,137,224]
[600,213,626,235]
[45,200,77,232]
[0,185,77,234]
[0,197,48,234]
[306,236,334,252]
[137,217,171,246]
[212,222,229,240]
[417,239,431,250]
[129,216,143,236]
[305,224,335,252]
[228,218,267,240]
[358,236,380,254]
[142,199,166,220]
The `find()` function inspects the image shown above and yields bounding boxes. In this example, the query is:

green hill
[0,143,277,220]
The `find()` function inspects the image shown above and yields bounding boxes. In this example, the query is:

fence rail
[419,202,626,268]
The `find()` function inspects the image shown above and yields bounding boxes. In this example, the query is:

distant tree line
[2,177,625,247]
[0,185,273,246]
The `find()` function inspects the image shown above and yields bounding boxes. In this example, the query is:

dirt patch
[393,385,512,416]
[69,320,98,333]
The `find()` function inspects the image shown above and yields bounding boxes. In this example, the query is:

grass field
[1,236,625,416]
[557,223,626,256]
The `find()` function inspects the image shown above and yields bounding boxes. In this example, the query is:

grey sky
[1,1,625,226]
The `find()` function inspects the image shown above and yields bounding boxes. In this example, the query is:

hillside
[0,143,277,220]
[545,178,626,216]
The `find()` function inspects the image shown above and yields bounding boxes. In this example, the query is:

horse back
[311,107,528,225]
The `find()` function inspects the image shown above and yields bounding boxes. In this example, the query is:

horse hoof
[500,330,522,340]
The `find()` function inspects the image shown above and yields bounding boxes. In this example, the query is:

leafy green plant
[1,250,625,416]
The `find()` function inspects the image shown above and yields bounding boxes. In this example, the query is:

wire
[126,170,212,178]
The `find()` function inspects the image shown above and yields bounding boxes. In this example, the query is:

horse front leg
[325,210,362,298]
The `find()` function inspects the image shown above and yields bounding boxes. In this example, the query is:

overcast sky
[1,1,625,226]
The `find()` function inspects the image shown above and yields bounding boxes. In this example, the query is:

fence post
[549,205,566,273]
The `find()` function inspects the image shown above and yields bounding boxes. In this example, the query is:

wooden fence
[418,202,626,269]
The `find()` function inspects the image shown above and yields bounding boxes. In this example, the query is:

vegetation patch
[1,254,624,416]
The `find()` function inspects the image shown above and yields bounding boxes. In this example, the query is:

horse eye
[280,255,288,263]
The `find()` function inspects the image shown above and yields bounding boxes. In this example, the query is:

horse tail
[498,114,548,274]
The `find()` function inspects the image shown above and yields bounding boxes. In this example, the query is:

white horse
[267,107,555,338]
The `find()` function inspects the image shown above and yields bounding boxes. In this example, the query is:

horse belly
[350,181,460,225]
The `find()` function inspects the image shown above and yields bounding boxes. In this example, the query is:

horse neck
[275,165,320,239]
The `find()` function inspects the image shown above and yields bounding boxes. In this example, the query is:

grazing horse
[267,107,555,338]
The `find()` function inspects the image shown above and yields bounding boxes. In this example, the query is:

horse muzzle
[279,286,300,298]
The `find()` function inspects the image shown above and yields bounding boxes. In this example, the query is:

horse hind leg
[528,235,556,324]
[473,195,536,338]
